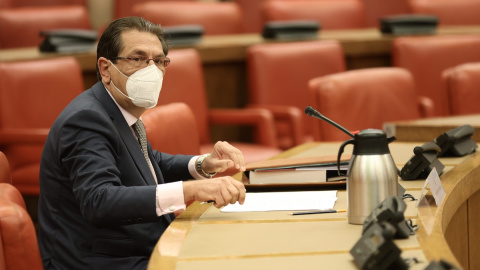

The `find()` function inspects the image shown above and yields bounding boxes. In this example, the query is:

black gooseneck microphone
[304,106,355,138]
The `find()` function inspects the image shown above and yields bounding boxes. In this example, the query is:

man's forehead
[119,30,163,55]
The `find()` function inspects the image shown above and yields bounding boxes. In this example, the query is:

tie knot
[133,119,146,136]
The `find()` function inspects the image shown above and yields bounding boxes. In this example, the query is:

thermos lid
[353,129,393,155]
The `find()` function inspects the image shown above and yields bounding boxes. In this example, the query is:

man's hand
[202,141,246,173]
[183,177,246,208]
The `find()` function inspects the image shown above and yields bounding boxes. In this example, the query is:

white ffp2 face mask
[109,61,163,108]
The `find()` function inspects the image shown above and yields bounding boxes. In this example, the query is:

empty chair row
[2,0,480,48]
[118,0,480,34]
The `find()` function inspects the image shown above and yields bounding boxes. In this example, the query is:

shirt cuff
[188,155,205,179]
[155,181,186,216]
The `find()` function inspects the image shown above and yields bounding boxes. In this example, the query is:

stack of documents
[244,155,350,185]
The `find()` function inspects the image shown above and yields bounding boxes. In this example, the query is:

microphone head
[304,106,317,116]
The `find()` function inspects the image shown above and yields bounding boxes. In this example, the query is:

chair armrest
[248,104,305,147]
[0,128,49,145]
[208,108,278,148]
[417,96,435,118]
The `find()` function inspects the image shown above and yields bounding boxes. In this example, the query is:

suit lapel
[91,83,157,186]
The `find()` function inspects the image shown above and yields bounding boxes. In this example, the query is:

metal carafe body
[337,129,398,225]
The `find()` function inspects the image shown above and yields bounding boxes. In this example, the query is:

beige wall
[88,0,113,30]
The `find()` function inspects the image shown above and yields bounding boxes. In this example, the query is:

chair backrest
[0,57,84,195]
[247,40,346,147]
[0,5,90,49]
[442,62,480,116]
[156,49,210,144]
[362,0,411,27]
[114,0,193,19]
[409,0,480,26]
[309,67,421,141]
[132,1,244,35]
[262,0,366,30]
[142,102,201,156]
[0,0,11,8]
[0,183,42,270]
[3,0,85,7]
[0,151,11,184]
[392,35,480,116]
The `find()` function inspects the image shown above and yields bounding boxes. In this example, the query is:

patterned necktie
[133,119,156,182]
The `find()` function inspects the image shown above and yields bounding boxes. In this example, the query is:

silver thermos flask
[337,129,398,225]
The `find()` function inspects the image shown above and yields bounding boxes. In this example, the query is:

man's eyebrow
[129,49,165,58]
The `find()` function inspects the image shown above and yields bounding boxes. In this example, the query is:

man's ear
[98,57,111,84]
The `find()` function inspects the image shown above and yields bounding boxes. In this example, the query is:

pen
[289,209,346,216]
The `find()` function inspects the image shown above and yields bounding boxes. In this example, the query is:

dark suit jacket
[38,82,194,270]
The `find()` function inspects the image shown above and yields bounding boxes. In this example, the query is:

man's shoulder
[54,83,110,124]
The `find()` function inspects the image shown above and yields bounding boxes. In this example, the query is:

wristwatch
[196,154,216,178]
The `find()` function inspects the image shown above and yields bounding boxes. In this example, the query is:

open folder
[242,155,350,185]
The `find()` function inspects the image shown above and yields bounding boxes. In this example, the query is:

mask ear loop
[109,61,134,101]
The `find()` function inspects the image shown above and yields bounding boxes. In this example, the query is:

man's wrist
[195,154,216,178]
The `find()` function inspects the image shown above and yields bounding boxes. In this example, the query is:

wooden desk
[147,142,479,269]
[384,114,480,142]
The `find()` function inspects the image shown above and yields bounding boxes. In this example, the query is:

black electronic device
[350,222,408,270]
[39,29,98,53]
[434,124,477,157]
[362,196,411,239]
[163,25,204,46]
[380,14,438,35]
[262,20,320,40]
[424,260,461,270]
[400,141,445,180]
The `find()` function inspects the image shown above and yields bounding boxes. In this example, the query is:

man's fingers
[225,182,241,204]
[230,180,246,204]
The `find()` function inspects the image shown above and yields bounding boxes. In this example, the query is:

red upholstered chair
[0,5,91,48]
[442,62,480,116]
[262,0,366,30]
[309,67,433,141]
[157,48,282,165]
[143,102,201,156]
[409,0,480,26]
[0,57,84,195]
[0,183,42,270]
[114,0,193,19]
[133,1,244,35]
[392,35,480,116]
[0,0,10,9]
[247,40,346,149]
[362,0,411,27]
[1,0,85,7]
[0,151,11,184]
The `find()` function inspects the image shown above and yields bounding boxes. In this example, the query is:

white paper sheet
[221,190,338,212]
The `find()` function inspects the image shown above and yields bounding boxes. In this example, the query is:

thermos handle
[337,139,355,175]
[387,136,396,144]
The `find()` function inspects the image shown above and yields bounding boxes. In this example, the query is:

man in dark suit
[38,17,246,270]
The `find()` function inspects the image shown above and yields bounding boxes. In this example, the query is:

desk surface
[384,114,480,142]
[147,142,478,269]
